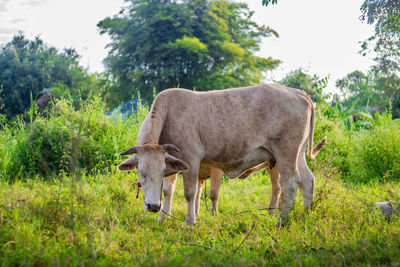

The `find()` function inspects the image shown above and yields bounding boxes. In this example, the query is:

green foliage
[98,0,280,105]
[322,99,365,132]
[349,113,400,183]
[360,0,400,72]
[358,1,400,117]
[279,68,328,102]
[373,72,400,118]
[0,34,102,118]
[310,106,353,176]
[336,71,377,107]
[359,110,400,127]
[262,0,278,6]
[335,70,400,118]
[314,103,400,183]
[0,96,147,181]
[361,0,400,39]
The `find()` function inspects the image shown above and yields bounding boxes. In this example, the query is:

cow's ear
[164,155,189,176]
[117,155,138,171]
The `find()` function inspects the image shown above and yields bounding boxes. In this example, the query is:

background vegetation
[0,0,399,265]
[98,0,280,106]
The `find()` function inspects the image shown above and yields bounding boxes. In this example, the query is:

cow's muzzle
[146,202,161,212]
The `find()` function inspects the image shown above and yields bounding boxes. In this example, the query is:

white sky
[0,0,376,95]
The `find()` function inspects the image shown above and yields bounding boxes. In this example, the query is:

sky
[0,0,376,95]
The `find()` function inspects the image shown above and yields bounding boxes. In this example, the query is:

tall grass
[312,106,400,183]
[0,171,399,266]
[349,114,400,182]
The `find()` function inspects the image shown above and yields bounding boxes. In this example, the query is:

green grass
[1,169,399,266]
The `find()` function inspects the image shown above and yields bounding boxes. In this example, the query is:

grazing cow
[118,84,326,225]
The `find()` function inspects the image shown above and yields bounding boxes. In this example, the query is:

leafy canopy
[262,0,278,6]
[360,0,400,74]
[336,70,400,118]
[279,68,328,102]
[0,34,98,117]
[98,0,280,105]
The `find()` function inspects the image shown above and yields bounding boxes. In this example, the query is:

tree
[336,71,377,107]
[98,0,280,105]
[261,0,400,71]
[331,0,400,118]
[360,0,400,74]
[279,68,328,102]
[336,70,400,117]
[0,34,98,117]
[361,0,400,39]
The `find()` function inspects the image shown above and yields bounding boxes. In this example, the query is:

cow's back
[148,84,312,172]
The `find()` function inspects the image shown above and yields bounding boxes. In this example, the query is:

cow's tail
[307,103,327,159]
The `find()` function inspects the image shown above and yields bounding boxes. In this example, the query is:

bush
[309,106,353,176]
[348,114,400,183]
[312,106,400,183]
[0,96,148,181]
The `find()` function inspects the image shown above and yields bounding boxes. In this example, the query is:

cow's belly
[201,147,274,179]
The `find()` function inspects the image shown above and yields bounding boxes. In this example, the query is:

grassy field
[0,98,399,266]
[1,167,399,266]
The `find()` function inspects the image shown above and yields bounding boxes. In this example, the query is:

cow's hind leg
[195,179,205,216]
[266,164,281,215]
[277,163,301,226]
[298,145,315,210]
[158,174,178,222]
[209,168,223,215]
[272,141,302,226]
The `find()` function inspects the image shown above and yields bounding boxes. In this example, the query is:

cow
[118,84,326,226]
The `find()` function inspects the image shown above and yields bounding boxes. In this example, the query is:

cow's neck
[137,98,166,146]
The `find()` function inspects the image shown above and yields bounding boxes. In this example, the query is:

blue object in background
[108,98,138,120]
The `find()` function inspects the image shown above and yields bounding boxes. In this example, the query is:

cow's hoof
[184,219,196,227]
[181,223,195,230]
[268,208,276,216]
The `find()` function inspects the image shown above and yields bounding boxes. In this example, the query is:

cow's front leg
[158,174,178,222]
[182,162,200,226]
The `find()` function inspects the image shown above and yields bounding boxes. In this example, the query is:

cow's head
[117,144,189,213]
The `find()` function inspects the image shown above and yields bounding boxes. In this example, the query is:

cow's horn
[163,144,180,153]
[120,146,139,156]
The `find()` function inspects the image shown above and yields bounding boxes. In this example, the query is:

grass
[1,168,399,266]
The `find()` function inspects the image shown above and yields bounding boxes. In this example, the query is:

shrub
[312,106,400,183]
[0,96,148,181]
[348,113,400,183]
[309,106,353,176]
